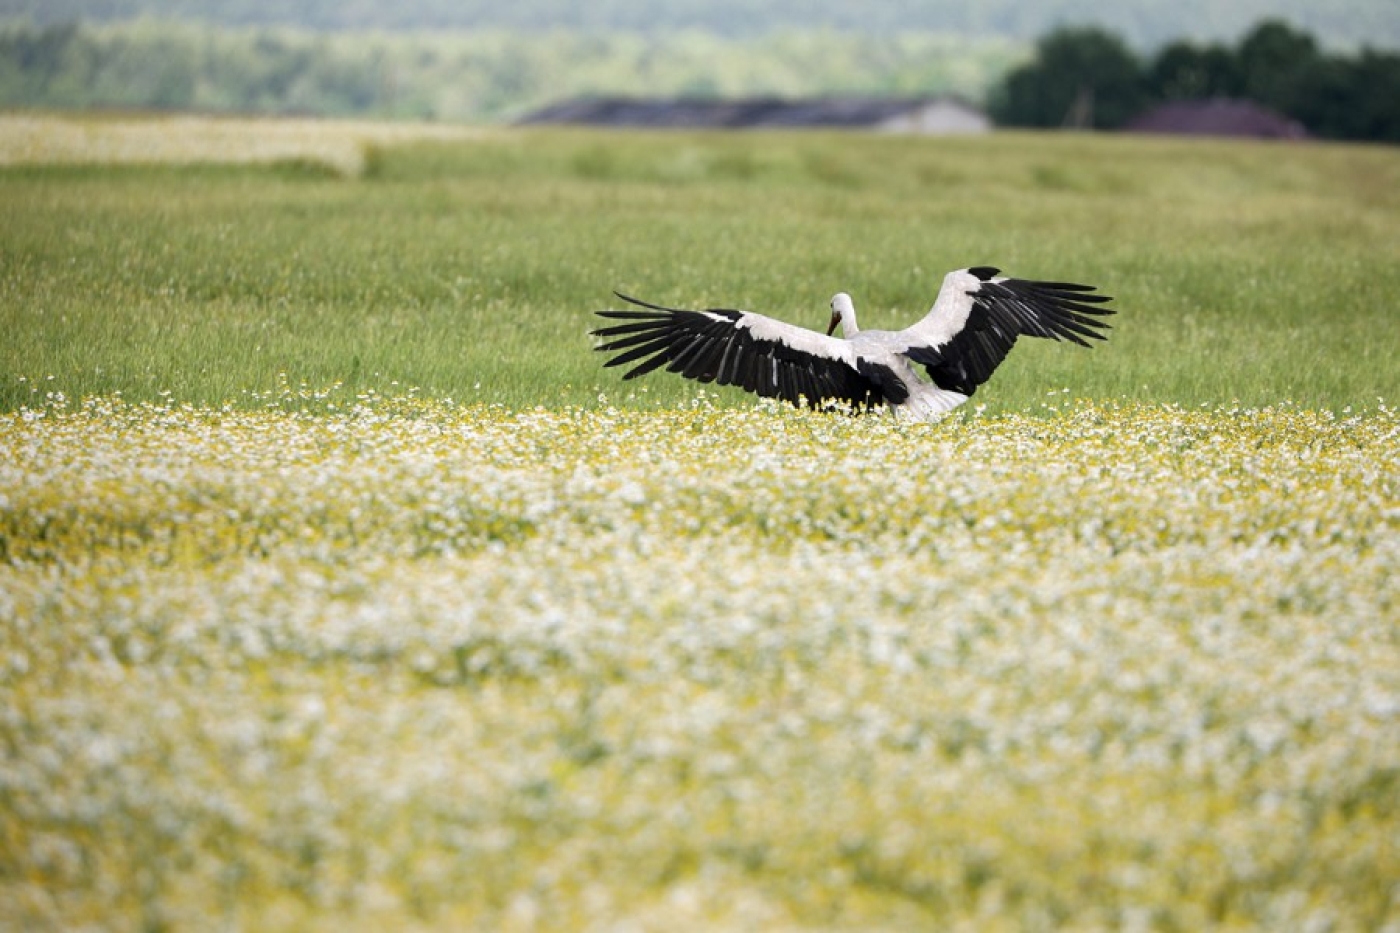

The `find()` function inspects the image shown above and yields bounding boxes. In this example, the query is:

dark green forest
[1,14,1397,140]
[994,21,1400,141]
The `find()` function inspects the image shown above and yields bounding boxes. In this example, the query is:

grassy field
[2,118,1399,930]
[2,115,1398,412]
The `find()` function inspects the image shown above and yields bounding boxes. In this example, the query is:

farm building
[517,96,991,134]
[1126,98,1309,139]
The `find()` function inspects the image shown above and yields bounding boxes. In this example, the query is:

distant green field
[2,123,1398,413]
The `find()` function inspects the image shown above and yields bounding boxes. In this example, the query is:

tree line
[0,21,1016,121]
[993,20,1400,141]
[1,17,1396,141]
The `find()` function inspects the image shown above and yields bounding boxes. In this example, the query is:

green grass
[3,127,1398,413]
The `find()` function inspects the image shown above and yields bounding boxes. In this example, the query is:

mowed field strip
[1,117,1398,929]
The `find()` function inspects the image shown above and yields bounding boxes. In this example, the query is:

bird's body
[592,266,1114,420]
[823,292,976,418]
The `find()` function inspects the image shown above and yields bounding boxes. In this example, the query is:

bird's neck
[843,313,860,337]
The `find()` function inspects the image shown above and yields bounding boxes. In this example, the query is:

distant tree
[1288,49,1400,142]
[1349,50,1400,143]
[0,22,89,102]
[990,26,1146,129]
[104,31,198,109]
[1147,40,1242,100]
[1288,54,1359,139]
[1236,19,1318,114]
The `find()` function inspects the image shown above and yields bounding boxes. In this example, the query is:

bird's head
[828,292,856,337]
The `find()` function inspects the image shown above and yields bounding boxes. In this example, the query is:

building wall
[878,101,990,134]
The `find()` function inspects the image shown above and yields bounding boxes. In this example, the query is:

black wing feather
[906,276,1114,396]
[593,293,890,410]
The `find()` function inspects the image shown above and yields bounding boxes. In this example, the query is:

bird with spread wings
[592,266,1115,420]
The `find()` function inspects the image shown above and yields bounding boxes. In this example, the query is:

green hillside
[2,0,1397,48]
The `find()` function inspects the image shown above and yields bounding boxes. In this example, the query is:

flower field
[2,392,1397,930]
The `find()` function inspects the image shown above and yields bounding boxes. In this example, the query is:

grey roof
[1126,98,1309,139]
[517,95,981,129]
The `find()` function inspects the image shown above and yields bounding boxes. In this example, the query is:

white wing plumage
[899,266,1114,396]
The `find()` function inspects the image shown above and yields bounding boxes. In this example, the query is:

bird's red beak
[826,312,840,336]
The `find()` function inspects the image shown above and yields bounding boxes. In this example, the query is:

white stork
[592,266,1114,419]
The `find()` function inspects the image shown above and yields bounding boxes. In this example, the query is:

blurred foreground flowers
[1,394,1397,930]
